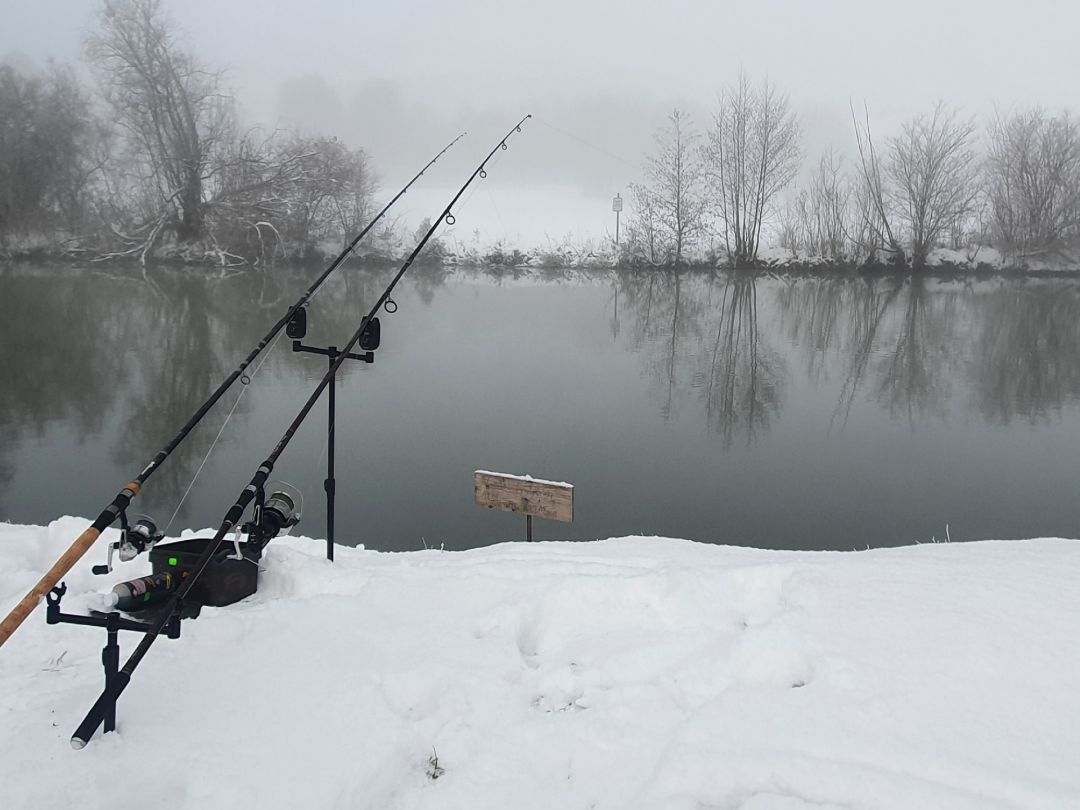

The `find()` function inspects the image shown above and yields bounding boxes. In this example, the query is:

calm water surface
[2,262,1080,552]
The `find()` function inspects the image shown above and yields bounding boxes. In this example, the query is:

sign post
[612,193,623,244]
[474,471,574,542]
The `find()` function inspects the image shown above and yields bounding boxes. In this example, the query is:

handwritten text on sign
[474,471,574,523]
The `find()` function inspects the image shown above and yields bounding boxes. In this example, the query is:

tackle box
[149,537,261,608]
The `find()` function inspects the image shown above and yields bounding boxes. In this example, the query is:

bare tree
[87,0,232,243]
[628,109,707,267]
[851,103,903,264]
[196,129,307,263]
[705,73,801,266]
[778,148,853,260]
[807,148,853,259]
[624,186,663,265]
[0,62,102,240]
[887,102,979,268]
[204,132,375,261]
[986,107,1080,256]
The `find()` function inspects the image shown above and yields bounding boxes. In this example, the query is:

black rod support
[326,352,336,562]
[69,116,531,749]
[0,135,467,652]
[293,341,373,363]
[293,339,371,561]
[45,584,180,742]
[104,612,119,733]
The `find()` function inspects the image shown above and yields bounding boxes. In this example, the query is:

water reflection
[0,263,398,521]
[4,264,1080,550]
[698,275,783,446]
[877,278,961,424]
[621,270,1080,438]
[775,276,956,428]
[109,275,227,501]
[0,268,129,511]
[618,271,784,444]
[831,278,903,427]
[971,283,1080,424]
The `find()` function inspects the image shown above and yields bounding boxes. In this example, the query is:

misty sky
[4,0,1079,244]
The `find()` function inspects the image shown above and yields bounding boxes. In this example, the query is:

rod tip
[70,737,87,750]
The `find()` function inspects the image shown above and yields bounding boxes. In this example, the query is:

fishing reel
[92,514,165,575]
[242,482,302,552]
[259,487,302,537]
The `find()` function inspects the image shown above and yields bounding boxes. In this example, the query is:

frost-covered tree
[705,73,801,266]
[779,148,853,260]
[87,0,231,242]
[887,103,979,268]
[628,109,707,267]
[0,62,102,239]
[851,103,903,264]
[271,135,375,249]
[986,107,1080,255]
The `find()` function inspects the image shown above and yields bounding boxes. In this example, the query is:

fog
[5,0,1079,243]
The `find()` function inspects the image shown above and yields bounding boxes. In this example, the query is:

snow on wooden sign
[474,471,574,523]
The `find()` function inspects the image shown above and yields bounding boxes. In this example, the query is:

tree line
[628,74,1080,270]
[0,0,376,265]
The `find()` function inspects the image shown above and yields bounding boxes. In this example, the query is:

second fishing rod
[70,114,532,749]
[0,132,466,651]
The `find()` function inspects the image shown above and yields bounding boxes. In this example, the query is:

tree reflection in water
[0,267,134,513]
[618,270,783,445]
[971,282,1080,424]
[619,270,710,422]
[778,275,959,430]
[6,264,1080,537]
[871,277,959,426]
[700,274,783,446]
[623,270,1080,444]
[775,275,847,383]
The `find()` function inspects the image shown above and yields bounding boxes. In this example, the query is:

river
[2,262,1079,552]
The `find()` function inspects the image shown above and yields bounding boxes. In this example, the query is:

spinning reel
[92,513,165,575]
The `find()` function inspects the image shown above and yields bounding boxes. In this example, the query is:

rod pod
[0,133,466,650]
[70,115,532,749]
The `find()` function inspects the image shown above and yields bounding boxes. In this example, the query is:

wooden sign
[474,471,574,541]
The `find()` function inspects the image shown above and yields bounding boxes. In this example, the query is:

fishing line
[310,420,332,478]
[486,187,507,235]
[0,133,466,650]
[69,115,532,750]
[441,148,508,243]
[164,326,289,534]
[452,151,504,223]
[533,115,638,169]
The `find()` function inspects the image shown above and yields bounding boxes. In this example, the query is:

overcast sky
[4,0,1078,244]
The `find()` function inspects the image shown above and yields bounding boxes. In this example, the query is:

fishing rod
[70,114,532,749]
[0,133,466,651]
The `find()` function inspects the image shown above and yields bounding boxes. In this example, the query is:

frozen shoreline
[8,241,1080,276]
[2,517,1079,808]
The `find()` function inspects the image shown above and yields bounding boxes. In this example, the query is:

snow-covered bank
[753,245,1080,275]
[2,518,1079,809]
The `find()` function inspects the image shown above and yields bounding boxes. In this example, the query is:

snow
[3,517,1080,808]
[754,245,801,265]
[475,470,574,488]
